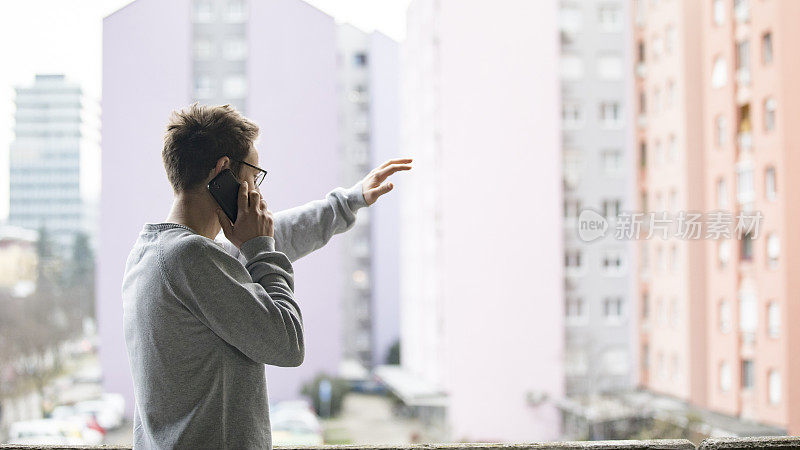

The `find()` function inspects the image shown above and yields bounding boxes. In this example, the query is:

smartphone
[208,168,240,224]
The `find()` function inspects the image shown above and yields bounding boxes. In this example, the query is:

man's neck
[165,190,221,240]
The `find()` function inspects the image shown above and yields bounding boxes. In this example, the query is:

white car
[73,399,123,430]
[7,419,91,445]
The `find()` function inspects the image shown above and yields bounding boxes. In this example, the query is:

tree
[385,339,400,365]
[300,372,350,418]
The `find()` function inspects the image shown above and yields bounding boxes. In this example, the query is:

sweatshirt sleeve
[163,234,304,367]
[270,181,369,262]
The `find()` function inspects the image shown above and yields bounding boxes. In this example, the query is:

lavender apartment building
[100,0,359,418]
[335,23,401,378]
[393,0,563,442]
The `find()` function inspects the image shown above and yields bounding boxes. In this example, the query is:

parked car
[270,400,324,445]
[73,399,123,430]
[50,405,106,443]
[7,419,96,446]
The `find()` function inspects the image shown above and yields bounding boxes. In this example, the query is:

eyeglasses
[234,159,268,187]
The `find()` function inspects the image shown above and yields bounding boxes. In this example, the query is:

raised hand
[359,158,413,206]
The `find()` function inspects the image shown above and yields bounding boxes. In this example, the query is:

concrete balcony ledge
[0,440,772,450]
[1,438,800,450]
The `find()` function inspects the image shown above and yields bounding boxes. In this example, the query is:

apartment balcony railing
[3,437,800,449]
[737,132,752,151]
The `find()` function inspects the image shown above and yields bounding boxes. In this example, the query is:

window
[658,351,666,380]
[561,55,584,80]
[597,54,623,80]
[354,52,368,66]
[603,297,624,321]
[652,35,663,60]
[764,97,776,132]
[642,293,650,320]
[640,142,647,169]
[712,56,728,88]
[762,32,773,65]
[740,291,758,333]
[716,115,728,147]
[735,0,750,23]
[222,75,247,98]
[562,102,584,128]
[737,165,754,203]
[717,178,728,208]
[767,302,780,338]
[223,38,247,60]
[769,370,781,404]
[602,150,622,175]
[598,4,622,32]
[194,40,213,59]
[736,40,751,85]
[719,300,731,333]
[565,250,583,270]
[563,149,583,188]
[602,199,621,219]
[565,297,587,324]
[767,233,780,268]
[741,359,754,390]
[741,232,754,261]
[639,91,647,115]
[600,102,622,128]
[718,240,730,268]
[559,7,583,33]
[638,41,646,64]
[635,0,645,26]
[765,166,776,201]
[224,0,246,23]
[194,0,214,23]
[564,198,582,219]
[602,250,626,275]
[720,361,731,392]
[194,75,214,98]
[713,0,726,25]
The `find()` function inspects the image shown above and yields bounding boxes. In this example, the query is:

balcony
[636,62,647,78]
[737,132,752,152]
[2,437,800,449]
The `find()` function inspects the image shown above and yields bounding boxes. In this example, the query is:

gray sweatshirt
[122,181,368,449]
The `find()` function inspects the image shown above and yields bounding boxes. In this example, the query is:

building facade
[559,0,635,396]
[399,0,563,442]
[634,0,708,405]
[701,0,800,434]
[335,24,401,376]
[8,74,99,256]
[101,0,344,418]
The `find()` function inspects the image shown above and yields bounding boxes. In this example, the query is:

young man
[122,103,411,449]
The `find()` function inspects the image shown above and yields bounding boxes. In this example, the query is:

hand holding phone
[208,169,274,248]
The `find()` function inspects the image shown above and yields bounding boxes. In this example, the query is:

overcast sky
[0,0,410,220]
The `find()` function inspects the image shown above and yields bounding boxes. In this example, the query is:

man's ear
[208,156,231,180]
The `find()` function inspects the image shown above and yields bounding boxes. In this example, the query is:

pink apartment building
[635,0,708,405]
[701,0,800,434]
